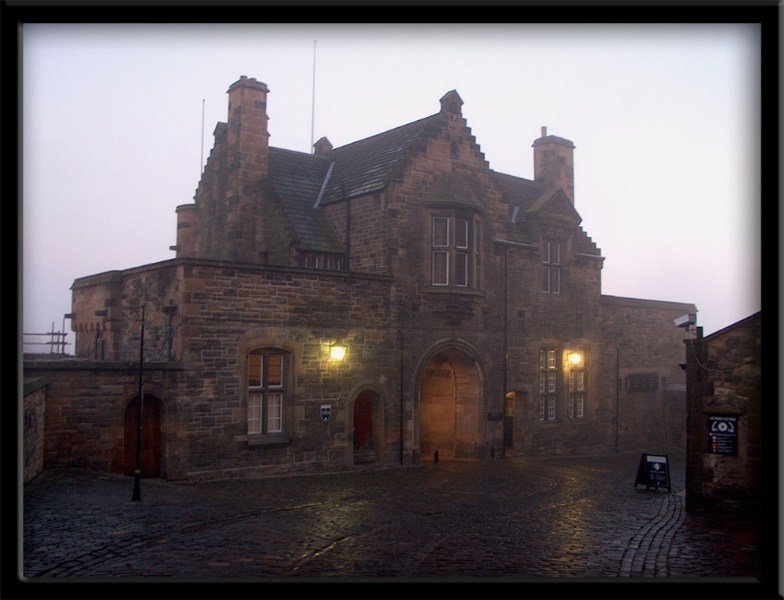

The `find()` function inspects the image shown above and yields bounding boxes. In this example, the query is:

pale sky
[22,23,762,353]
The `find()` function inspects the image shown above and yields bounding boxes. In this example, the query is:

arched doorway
[353,389,380,464]
[419,348,483,460]
[123,394,162,478]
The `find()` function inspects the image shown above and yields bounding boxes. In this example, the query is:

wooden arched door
[123,394,161,478]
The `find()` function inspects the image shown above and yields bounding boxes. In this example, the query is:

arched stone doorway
[419,347,483,460]
[353,389,382,464]
[123,394,162,478]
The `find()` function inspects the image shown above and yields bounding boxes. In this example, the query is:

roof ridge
[331,112,441,152]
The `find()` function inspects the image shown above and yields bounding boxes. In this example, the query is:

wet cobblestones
[17,450,769,595]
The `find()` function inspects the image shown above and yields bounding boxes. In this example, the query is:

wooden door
[123,395,161,478]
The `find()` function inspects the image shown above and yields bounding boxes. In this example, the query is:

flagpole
[310,40,316,153]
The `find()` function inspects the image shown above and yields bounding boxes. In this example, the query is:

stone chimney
[172,203,199,258]
[439,90,463,117]
[223,76,270,262]
[313,136,333,156]
[227,75,270,181]
[532,126,575,202]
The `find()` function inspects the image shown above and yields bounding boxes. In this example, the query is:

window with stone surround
[542,239,561,294]
[430,213,480,289]
[568,367,586,419]
[538,348,559,421]
[247,348,288,435]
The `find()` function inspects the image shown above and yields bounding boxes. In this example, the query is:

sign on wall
[320,404,332,423]
[707,415,738,456]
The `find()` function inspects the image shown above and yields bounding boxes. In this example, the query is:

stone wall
[685,313,761,514]
[23,378,47,483]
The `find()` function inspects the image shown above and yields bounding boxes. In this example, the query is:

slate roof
[263,111,446,252]
[264,106,600,257]
[267,147,344,253]
[490,170,545,210]
[319,113,444,204]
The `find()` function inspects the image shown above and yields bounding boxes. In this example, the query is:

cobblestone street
[16,451,771,598]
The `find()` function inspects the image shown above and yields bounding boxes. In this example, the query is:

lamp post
[615,337,622,454]
[131,304,145,502]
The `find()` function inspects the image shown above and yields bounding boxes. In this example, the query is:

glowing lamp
[330,341,347,361]
[568,352,583,367]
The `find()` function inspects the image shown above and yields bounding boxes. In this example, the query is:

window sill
[424,287,484,298]
[235,434,292,448]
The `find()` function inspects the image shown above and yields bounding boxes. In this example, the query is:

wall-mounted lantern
[330,340,348,361]
[567,351,583,368]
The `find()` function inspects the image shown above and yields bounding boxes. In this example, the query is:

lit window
[568,363,586,419]
[538,348,559,421]
[247,348,287,435]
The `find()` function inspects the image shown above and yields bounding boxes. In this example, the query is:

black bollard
[490,446,496,460]
[434,448,439,465]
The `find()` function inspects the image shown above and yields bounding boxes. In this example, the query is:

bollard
[490,446,496,460]
[434,448,439,465]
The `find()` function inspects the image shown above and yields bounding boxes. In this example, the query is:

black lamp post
[131,304,145,502]
[615,337,622,454]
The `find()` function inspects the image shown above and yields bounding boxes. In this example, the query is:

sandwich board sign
[634,453,671,492]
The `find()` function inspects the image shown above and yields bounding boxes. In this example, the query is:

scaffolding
[23,321,71,355]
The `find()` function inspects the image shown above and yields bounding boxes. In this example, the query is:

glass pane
[552,267,560,293]
[547,372,557,393]
[432,251,448,285]
[455,252,468,286]
[267,353,283,387]
[553,242,560,265]
[547,350,556,369]
[539,372,545,393]
[455,218,468,249]
[547,397,556,420]
[576,395,584,418]
[248,395,261,434]
[267,393,283,433]
[248,352,262,388]
[432,217,449,247]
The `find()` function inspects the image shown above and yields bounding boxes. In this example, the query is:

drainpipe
[502,246,508,459]
[399,327,405,465]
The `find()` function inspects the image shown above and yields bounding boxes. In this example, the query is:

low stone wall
[23,378,48,483]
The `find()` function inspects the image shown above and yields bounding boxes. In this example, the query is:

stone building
[25,76,695,480]
[685,312,762,514]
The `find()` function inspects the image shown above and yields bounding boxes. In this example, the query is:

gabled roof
[320,113,444,203]
[267,148,344,253]
[525,188,579,221]
[490,170,545,209]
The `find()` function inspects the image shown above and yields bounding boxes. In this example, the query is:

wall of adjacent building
[685,313,761,514]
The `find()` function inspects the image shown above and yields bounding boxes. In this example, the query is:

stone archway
[419,347,483,460]
[123,394,162,478]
